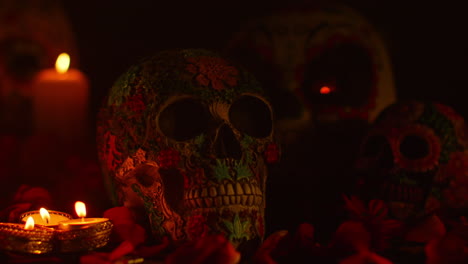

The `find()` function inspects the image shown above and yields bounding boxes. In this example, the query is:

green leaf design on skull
[240,135,254,148]
[235,161,251,180]
[194,134,206,155]
[214,159,231,181]
[223,213,251,241]
[108,65,139,106]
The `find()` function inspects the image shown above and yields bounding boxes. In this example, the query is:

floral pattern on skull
[97,49,277,250]
[355,101,468,221]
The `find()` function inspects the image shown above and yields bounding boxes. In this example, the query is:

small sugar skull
[97,49,278,251]
[226,3,395,140]
[355,101,468,221]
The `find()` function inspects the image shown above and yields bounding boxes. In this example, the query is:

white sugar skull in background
[97,49,279,255]
[226,3,395,138]
[0,0,77,135]
[225,3,396,235]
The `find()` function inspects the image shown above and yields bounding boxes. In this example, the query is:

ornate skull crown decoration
[226,3,396,137]
[97,49,279,249]
[355,101,468,220]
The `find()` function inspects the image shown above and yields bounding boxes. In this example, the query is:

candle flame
[24,216,35,230]
[75,201,87,218]
[55,53,70,74]
[39,208,51,224]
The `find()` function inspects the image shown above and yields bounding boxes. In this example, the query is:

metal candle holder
[0,223,55,254]
[0,220,113,254]
[55,219,113,253]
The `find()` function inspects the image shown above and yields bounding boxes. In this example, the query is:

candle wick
[46,218,49,224]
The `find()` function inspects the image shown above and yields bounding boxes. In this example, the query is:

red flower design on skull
[157,148,181,169]
[434,103,464,122]
[264,143,280,164]
[186,56,239,91]
[187,214,209,239]
[445,151,468,184]
[443,181,468,209]
[123,94,146,118]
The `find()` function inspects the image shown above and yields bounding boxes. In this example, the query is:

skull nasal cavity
[134,164,158,187]
[362,135,393,168]
[215,125,242,160]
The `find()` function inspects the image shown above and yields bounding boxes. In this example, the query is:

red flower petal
[80,253,110,264]
[14,185,52,204]
[343,195,367,219]
[255,230,289,263]
[5,202,32,222]
[108,241,135,261]
[112,223,146,246]
[103,206,135,226]
[136,236,170,257]
[331,221,371,253]
[294,223,315,249]
[165,234,240,264]
[368,200,388,219]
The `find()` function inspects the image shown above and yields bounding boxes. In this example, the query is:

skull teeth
[185,182,263,208]
[382,182,424,203]
[185,194,262,208]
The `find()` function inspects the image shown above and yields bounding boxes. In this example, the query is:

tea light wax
[58,201,109,230]
[20,208,72,227]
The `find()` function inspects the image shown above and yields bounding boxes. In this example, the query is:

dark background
[61,0,468,123]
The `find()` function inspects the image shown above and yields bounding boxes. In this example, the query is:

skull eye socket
[158,98,209,141]
[362,135,387,157]
[400,134,429,160]
[302,43,373,107]
[229,95,272,138]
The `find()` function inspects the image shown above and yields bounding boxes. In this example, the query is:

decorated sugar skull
[355,101,468,221]
[226,3,395,141]
[0,0,77,134]
[97,49,278,251]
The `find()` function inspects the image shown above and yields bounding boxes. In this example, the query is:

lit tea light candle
[58,201,109,230]
[20,208,72,228]
[24,216,35,230]
[32,52,89,144]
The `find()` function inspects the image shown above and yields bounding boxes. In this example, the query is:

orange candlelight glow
[55,53,70,74]
[24,216,35,230]
[39,208,51,224]
[75,201,86,218]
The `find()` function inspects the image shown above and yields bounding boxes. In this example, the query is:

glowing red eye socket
[320,86,331,94]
